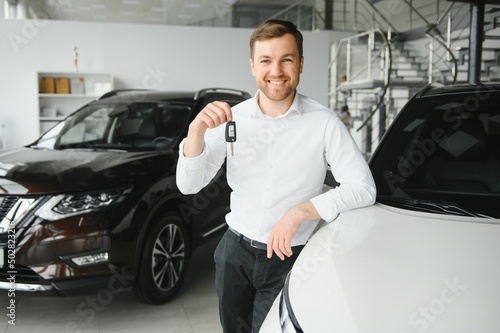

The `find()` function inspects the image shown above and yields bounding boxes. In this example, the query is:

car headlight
[35,187,132,221]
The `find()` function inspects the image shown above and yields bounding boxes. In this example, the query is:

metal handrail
[402,0,432,27]
[436,2,456,27]
[358,0,398,33]
[330,29,389,80]
[424,1,471,84]
[265,0,318,29]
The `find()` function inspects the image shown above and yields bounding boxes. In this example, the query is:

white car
[260,83,500,332]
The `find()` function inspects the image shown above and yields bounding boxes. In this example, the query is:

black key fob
[225,121,236,142]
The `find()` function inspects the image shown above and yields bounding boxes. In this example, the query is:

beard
[258,77,298,102]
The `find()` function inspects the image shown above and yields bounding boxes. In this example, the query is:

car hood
[0,148,177,194]
[278,203,500,332]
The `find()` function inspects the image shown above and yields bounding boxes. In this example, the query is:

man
[176,20,376,332]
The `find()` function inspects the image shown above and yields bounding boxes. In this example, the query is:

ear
[299,56,304,74]
[249,58,256,77]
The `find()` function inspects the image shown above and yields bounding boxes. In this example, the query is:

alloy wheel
[151,223,186,292]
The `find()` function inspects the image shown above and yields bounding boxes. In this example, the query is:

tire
[133,212,189,304]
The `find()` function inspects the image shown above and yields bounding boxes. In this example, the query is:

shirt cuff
[310,193,339,222]
[178,138,208,170]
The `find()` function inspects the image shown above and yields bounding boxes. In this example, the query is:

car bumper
[0,270,117,296]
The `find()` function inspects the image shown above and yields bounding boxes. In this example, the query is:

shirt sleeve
[176,127,227,195]
[309,114,376,222]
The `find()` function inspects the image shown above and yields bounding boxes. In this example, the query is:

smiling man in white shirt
[176,19,376,333]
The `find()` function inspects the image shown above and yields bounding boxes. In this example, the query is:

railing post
[386,28,391,84]
[313,0,317,30]
[468,0,485,85]
[428,38,434,83]
[447,12,452,62]
[347,39,351,80]
[409,0,413,30]
[368,31,373,81]
[379,95,386,140]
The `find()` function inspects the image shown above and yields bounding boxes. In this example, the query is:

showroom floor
[0,239,222,333]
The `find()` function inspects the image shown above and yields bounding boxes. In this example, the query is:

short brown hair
[249,19,303,59]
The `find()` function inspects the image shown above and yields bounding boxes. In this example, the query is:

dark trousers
[214,229,302,333]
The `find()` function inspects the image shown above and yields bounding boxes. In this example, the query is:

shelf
[37,71,114,135]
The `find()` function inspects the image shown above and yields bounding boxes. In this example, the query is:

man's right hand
[183,101,233,158]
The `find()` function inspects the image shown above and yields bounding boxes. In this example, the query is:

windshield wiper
[378,196,493,218]
[29,145,50,150]
[60,147,127,153]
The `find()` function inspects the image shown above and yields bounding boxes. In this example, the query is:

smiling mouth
[269,80,286,85]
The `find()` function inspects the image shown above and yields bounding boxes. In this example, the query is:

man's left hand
[267,201,320,260]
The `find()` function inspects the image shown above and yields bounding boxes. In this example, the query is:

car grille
[0,196,20,243]
[0,264,47,284]
[0,195,47,239]
[0,196,19,220]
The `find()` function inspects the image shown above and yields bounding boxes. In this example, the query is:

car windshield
[33,101,191,151]
[370,87,500,218]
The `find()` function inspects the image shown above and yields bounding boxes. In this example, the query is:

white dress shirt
[176,91,376,246]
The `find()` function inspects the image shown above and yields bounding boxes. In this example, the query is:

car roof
[95,90,197,104]
[94,88,251,104]
[417,82,500,98]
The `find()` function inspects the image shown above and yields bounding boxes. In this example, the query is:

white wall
[0,18,348,148]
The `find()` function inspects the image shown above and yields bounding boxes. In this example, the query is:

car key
[225,121,236,156]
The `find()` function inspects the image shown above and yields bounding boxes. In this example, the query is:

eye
[260,59,270,64]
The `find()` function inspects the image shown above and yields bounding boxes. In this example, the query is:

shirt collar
[250,90,302,120]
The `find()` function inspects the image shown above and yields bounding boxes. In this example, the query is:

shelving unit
[37,72,114,134]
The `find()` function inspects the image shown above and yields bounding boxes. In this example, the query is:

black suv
[0,88,250,304]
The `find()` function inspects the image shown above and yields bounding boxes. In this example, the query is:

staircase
[331,30,431,157]
[263,0,500,157]
[425,5,500,84]
[328,1,500,157]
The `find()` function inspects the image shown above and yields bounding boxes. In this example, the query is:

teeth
[270,80,285,85]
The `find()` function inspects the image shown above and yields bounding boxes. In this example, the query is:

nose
[269,61,283,77]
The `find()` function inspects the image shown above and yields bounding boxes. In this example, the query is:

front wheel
[133,212,189,304]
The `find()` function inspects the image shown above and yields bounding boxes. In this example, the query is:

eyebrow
[257,53,297,60]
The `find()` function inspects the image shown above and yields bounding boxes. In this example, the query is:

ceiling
[17,0,304,27]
